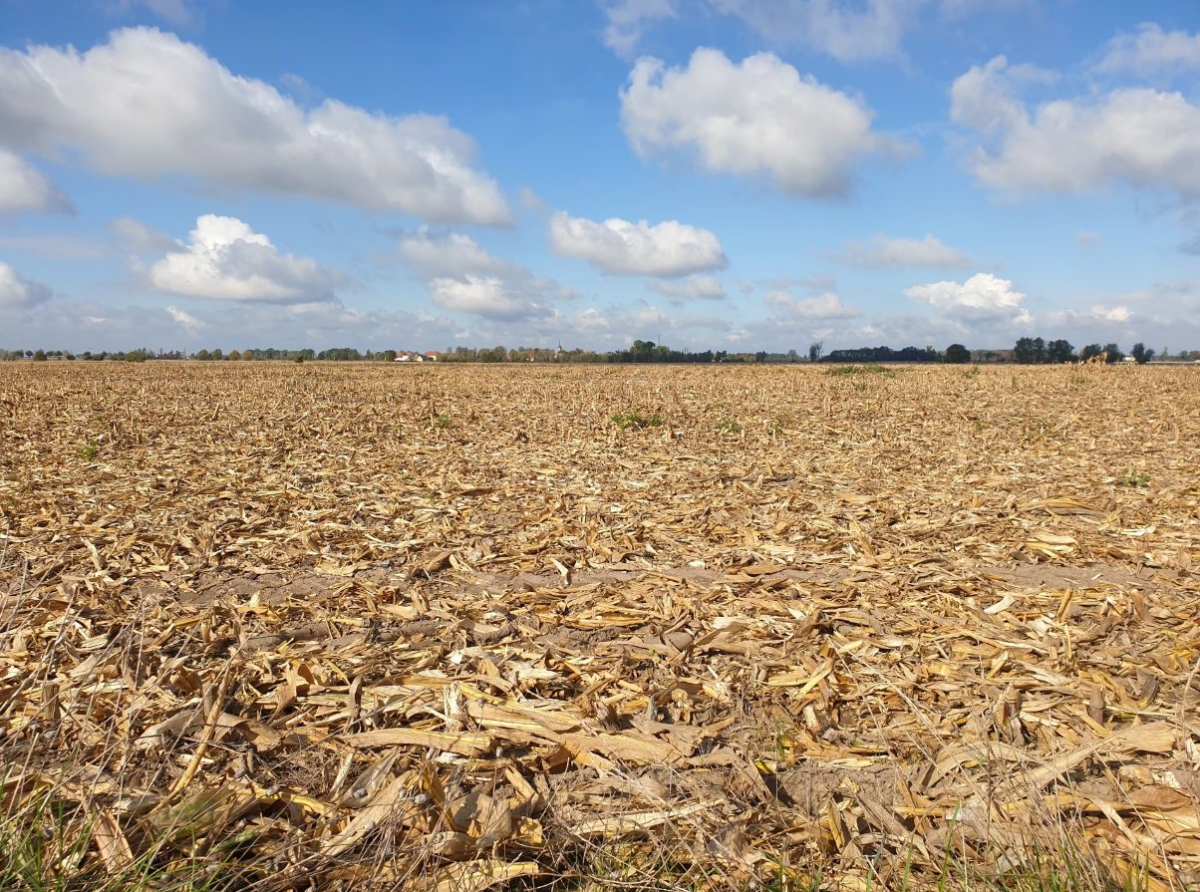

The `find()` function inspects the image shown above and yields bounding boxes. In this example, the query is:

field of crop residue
[1,361,1198,892]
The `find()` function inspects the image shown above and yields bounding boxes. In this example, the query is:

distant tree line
[442,341,804,363]
[4,339,1195,365]
[1006,338,1160,365]
[819,345,941,364]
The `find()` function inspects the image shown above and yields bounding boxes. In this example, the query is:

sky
[1,0,1199,354]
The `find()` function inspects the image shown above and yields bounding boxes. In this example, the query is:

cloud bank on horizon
[1,1,1198,353]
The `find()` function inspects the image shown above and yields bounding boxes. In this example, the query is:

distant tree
[1130,343,1155,365]
[808,341,823,363]
[33,349,47,361]
[24,350,33,359]
[1047,339,1075,364]
[228,349,241,361]
[1079,344,1104,363]
[944,343,971,364]
[211,348,223,360]
[1103,343,1124,364]
[196,349,211,361]
[1013,337,1037,364]
[383,349,397,362]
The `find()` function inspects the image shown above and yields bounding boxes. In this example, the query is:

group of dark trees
[1008,338,1157,365]
[1011,338,1084,364]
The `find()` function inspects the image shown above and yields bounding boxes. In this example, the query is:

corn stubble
[1,361,1198,891]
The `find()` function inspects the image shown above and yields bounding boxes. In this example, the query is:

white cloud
[1093,304,1131,323]
[621,48,906,198]
[904,272,1032,325]
[1075,231,1100,247]
[0,149,71,216]
[949,55,1057,135]
[952,55,1200,200]
[427,275,556,321]
[707,0,922,63]
[835,233,971,268]
[165,304,205,332]
[765,290,860,319]
[600,0,677,57]
[647,273,727,300]
[147,215,347,302]
[0,28,510,224]
[396,228,516,279]
[1094,23,1200,78]
[0,261,53,309]
[397,229,578,322]
[108,216,178,253]
[549,211,727,276]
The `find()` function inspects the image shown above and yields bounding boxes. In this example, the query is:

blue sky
[1,0,1198,354]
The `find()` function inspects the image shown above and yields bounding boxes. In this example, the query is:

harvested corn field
[1,361,1199,891]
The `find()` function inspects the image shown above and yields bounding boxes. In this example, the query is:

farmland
[1,361,1198,891]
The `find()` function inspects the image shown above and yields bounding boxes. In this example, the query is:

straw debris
[1,361,1197,890]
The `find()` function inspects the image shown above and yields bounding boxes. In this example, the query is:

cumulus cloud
[396,228,517,279]
[397,229,578,322]
[904,272,1032,325]
[549,211,726,276]
[707,0,921,63]
[834,233,971,268]
[765,290,860,319]
[952,55,1200,200]
[1094,23,1200,78]
[0,149,72,215]
[0,261,53,309]
[1092,304,1131,323]
[600,0,677,57]
[647,273,727,300]
[621,48,906,198]
[0,28,510,224]
[147,215,347,302]
[426,276,555,321]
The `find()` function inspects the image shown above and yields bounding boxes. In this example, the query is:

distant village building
[394,350,442,363]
